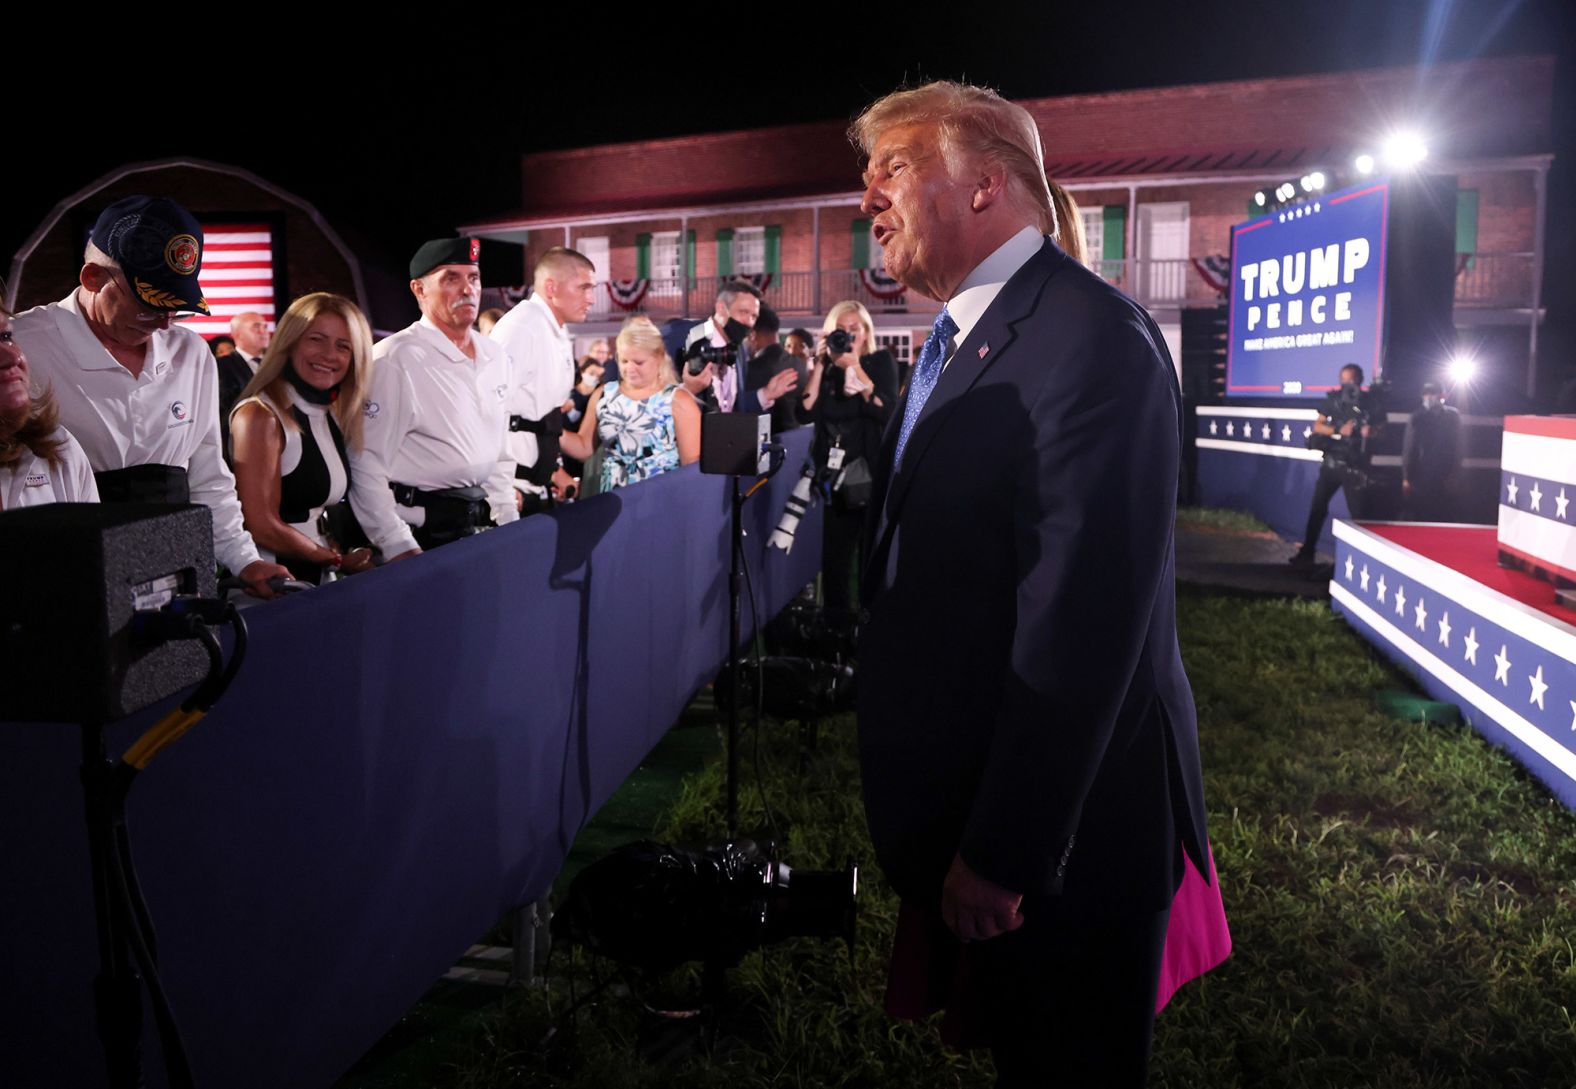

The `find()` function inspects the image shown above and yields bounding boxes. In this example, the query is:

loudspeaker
[700,412,770,476]
[0,502,216,723]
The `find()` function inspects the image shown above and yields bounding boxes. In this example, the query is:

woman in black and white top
[230,293,374,583]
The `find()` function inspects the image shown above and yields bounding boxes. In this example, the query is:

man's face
[413,264,482,334]
[716,292,759,331]
[548,264,597,325]
[233,313,271,356]
[748,327,777,353]
[82,265,177,349]
[1339,367,1362,391]
[1422,393,1442,411]
[860,121,977,300]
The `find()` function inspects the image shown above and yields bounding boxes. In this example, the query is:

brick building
[461,55,1553,386]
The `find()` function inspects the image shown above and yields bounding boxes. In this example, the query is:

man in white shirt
[681,281,798,413]
[487,246,596,511]
[13,195,288,596]
[348,237,519,560]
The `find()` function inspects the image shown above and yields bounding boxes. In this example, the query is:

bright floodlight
[1255,190,1266,207]
[1447,354,1477,384]
[1355,153,1375,175]
[1383,132,1429,170]
[1309,171,1326,190]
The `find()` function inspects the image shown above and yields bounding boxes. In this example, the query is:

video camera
[682,317,751,376]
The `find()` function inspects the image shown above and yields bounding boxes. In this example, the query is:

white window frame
[733,226,766,275]
[650,230,682,294]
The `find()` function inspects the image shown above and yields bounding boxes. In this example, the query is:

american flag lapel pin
[978,343,990,359]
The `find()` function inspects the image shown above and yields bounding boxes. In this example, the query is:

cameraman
[1291,363,1380,566]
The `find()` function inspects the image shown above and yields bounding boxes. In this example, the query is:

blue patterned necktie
[894,306,957,469]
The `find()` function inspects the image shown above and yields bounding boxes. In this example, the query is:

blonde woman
[802,299,897,621]
[230,293,374,581]
[560,316,700,492]
[0,307,98,508]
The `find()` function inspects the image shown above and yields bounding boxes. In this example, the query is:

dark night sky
[10,1,1574,362]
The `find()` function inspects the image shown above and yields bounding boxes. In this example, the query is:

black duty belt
[509,407,564,488]
[390,483,492,549]
[94,464,191,504]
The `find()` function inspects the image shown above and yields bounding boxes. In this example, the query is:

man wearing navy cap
[13,195,289,596]
[348,237,519,558]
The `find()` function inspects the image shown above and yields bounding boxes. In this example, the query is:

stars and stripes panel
[1196,405,1322,461]
[180,223,277,339]
[1498,417,1576,581]
[1331,519,1576,809]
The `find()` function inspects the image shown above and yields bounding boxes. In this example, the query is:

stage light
[1300,174,1313,191]
[1447,354,1478,385]
[1309,171,1326,190]
[1383,132,1429,170]
[1355,154,1375,175]
[1255,190,1267,207]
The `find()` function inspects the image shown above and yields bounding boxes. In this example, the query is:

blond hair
[615,316,678,389]
[850,81,1056,237]
[821,300,878,357]
[1049,181,1086,266]
[239,292,374,448]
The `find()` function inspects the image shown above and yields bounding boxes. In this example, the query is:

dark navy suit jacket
[857,238,1209,918]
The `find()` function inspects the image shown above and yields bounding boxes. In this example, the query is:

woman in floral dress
[561,316,700,492]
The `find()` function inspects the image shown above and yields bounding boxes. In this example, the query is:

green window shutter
[764,225,781,274]
[1248,199,1263,220]
[686,230,696,283]
[716,228,734,277]
[851,218,871,268]
[1101,206,1126,261]
[1456,189,1479,264]
[635,233,651,278]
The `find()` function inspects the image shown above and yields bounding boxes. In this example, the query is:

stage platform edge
[1329,519,1576,811]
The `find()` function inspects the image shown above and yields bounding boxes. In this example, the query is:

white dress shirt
[1,428,99,509]
[348,317,519,556]
[944,226,1046,369]
[13,292,263,573]
[683,317,773,412]
[488,293,575,492]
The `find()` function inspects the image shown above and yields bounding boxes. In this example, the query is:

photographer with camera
[802,300,897,622]
[1291,362,1379,566]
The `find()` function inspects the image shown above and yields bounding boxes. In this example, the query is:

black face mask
[285,365,339,405]
[1340,381,1360,396]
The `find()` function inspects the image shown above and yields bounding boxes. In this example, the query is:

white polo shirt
[13,291,262,573]
[1,428,100,509]
[349,317,519,556]
[488,292,575,490]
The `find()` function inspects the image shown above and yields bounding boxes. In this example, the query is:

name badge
[24,472,48,488]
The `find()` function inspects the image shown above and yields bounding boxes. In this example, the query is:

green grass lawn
[359,584,1576,1088]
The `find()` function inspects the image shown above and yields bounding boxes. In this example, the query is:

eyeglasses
[111,275,180,324]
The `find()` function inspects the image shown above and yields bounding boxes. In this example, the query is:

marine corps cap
[410,237,481,280]
[89,196,210,315]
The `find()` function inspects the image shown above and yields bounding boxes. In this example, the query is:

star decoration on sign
[1530,482,1544,512]
[1530,665,1549,710]
[1414,597,1428,631]
[1438,612,1451,647]
[1464,627,1479,665]
[1394,585,1408,617]
[1508,478,1519,505]
[1303,426,1313,440]
[1209,420,1218,435]
[1359,564,1370,591]
[1282,424,1292,442]
[1345,555,1355,582]
[1262,423,1271,439]
[1376,575,1388,603]
[1226,421,1235,437]
[1559,489,1570,520]
[1494,645,1512,685]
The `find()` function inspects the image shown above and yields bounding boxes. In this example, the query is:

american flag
[181,223,276,340]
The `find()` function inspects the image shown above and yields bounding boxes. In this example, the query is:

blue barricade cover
[0,428,821,1089]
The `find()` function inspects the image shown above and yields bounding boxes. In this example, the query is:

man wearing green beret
[348,237,519,559]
